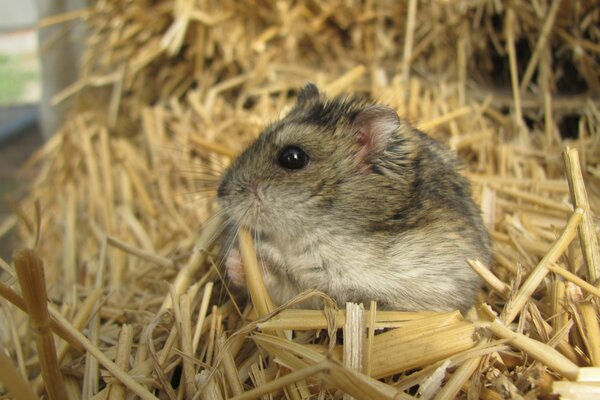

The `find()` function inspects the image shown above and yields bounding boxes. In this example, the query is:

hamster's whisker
[213,269,244,319]
[177,170,223,180]
[172,192,215,206]
[195,207,234,248]
[154,143,230,186]
[176,188,219,198]
[155,139,230,164]
[253,228,269,279]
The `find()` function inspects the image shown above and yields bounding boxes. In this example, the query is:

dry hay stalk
[1,0,600,399]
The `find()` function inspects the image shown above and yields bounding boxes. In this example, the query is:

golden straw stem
[160,212,223,311]
[13,249,68,400]
[365,301,377,377]
[50,306,160,400]
[189,135,237,158]
[192,282,214,354]
[57,288,103,363]
[238,228,274,316]
[502,208,583,324]
[541,47,554,145]
[0,281,84,353]
[577,367,600,383]
[467,259,510,298]
[107,235,174,269]
[0,342,37,400]
[505,5,523,128]
[433,344,486,400]
[343,302,365,375]
[578,302,600,366]
[257,309,445,330]
[418,106,471,131]
[217,336,244,396]
[400,0,418,97]
[238,229,308,399]
[230,362,329,400]
[563,148,600,282]
[324,65,366,97]
[179,293,197,396]
[551,277,567,332]
[490,184,571,212]
[483,320,579,380]
[519,0,562,92]
[107,324,133,400]
[547,263,600,299]
[37,8,90,27]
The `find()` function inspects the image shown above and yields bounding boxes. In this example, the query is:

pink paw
[225,248,246,287]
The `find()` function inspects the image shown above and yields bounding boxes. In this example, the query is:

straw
[106,324,133,399]
[13,249,68,400]
[482,320,579,380]
[5,1,600,398]
[0,342,37,400]
[563,148,600,282]
[343,302,365,377]
[502,208,583,324]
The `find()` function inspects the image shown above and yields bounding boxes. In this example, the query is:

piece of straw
[364,301,377,377]
[13,249,68,400]
[0,281,84,353]
[467,259,510,298]
[324,65,366,97]
[505,5,523,129]
[547,263,600,299]
[257,309,448,330]
[563,148,600,282]
[50,304,160,400]
[502,208,584,324]
[578,302,600,367]
[482,320,579,380]
[343,302,365,377]
[217,335,244,397]
[238,228,274,316]
[400,0,418,97]
[433,347,485,400]
[519,0,562,92]
[160,212,223,311]
[0,342,37,400]
[107,235,174,269]
[106,324,133,400]
[230,362,329,400]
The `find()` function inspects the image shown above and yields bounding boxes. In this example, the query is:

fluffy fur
[217,84,491,312]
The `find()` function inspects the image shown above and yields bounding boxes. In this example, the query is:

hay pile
[1,0,600,399]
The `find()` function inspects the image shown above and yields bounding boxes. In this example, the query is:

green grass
[0,53,40,105]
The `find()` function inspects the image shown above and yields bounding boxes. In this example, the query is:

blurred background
[0,0,88,258]
[0,0,42,259]
[0,0,41,151]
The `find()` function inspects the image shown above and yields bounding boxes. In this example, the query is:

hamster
[217,83,491,312]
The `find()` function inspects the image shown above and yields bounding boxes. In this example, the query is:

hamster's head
[217,83,415,238]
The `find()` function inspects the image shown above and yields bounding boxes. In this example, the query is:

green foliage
[0,53,40,105]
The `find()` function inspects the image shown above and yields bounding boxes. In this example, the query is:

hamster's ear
[296,83,320,107]
[353,105,400,162]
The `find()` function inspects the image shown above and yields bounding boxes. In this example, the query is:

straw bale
[1,0,600,399]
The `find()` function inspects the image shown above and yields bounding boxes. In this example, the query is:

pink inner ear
[353,106,400,163]
[356,127,372,161]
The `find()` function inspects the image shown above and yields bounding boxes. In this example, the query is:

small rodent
[217,84,491,312]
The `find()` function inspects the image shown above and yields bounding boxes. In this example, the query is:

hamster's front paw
[225,248,246,287]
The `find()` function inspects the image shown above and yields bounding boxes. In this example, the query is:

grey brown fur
[218,84,491,312]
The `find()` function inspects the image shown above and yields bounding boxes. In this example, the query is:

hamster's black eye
[277,146,309,170]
